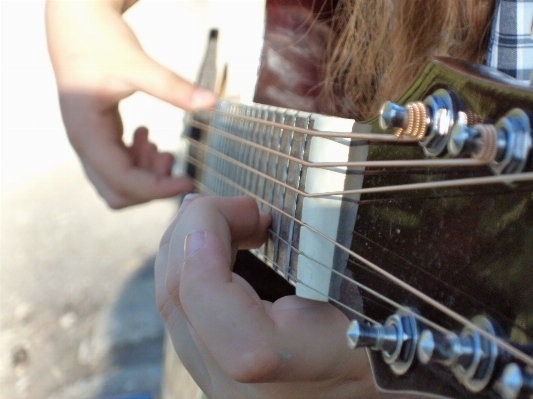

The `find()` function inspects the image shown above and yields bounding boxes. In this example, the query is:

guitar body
[172,1,533,398]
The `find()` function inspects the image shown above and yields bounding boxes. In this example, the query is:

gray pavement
[1,1,209,398]
[1,162,176,399]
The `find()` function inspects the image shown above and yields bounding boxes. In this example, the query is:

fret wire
[191,108,420,142]
[187,138,533,200]
[188,118,488,169]
[189,161,533,366]
[270,110,286,270]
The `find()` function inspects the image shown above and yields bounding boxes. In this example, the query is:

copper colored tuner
[449,108,532,174]
[380,89,475,157]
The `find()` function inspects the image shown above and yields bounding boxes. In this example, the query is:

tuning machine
[494,362,533,399]
[380,89,474,157]
[417,316,500,393]
[347,308,420,375]
[448,108,532,174]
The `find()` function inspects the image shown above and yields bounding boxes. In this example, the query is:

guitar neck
[185,100,364,302]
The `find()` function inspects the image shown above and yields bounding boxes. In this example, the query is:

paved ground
[1,164,177,399]
[1,1,209,398]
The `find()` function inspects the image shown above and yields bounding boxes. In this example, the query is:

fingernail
[182,193,201,205]
[178,193,201,215]
[184,230,207,259]
[259,207,271,217]
[192,88,217,109]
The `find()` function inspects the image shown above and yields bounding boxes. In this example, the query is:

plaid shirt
[486,0,533,85]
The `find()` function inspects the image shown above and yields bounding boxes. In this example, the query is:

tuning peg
[347,320,399,354]
[418,316,499,393]
[494,363,533,399]
[417,330,463,366]
[379,100,428,139]
[347,309,419,375]
[379,101,408,130]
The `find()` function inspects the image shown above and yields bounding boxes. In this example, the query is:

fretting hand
[45,0,217,208]
[155,194,380,399]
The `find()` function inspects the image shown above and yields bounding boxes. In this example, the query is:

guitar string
[197,177,473,337]
[187,118,489,168]
[186,137,533,199]
[189,109,420,141]
[350,229,521,330]
[197,181,418,329]
[190,157,533,366]
[186,108,533,363]
[201,110,530,332]
[200,175,412,321]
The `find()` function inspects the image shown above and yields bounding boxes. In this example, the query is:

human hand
[155,195,379,399]
[45,0,217,208]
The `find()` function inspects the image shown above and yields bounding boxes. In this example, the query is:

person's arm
[155,194,381,398]
[45,0,217,209]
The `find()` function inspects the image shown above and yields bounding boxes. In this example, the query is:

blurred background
[1,1,213,398]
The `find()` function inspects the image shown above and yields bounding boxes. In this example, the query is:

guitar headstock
[345,57,533,399]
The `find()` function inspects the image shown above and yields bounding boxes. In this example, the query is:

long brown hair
[317,0,496,120]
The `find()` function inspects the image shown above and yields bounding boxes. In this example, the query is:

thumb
[127,52,218,111]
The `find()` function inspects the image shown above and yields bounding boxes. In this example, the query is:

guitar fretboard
[185,100,365,301]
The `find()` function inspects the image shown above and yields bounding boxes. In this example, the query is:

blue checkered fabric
[486,0,533,85]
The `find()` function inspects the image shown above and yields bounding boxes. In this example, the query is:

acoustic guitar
[177,1,533,398]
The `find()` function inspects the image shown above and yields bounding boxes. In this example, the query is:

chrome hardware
[417,330,463,367]
[490,109,532,175]
[347,309,419,375]
[379,89,467,157]
[380,101,408,130]
[494,363,533,399]
[418,316,499,393]
[379,101,428,140]
[448,123,498,163]
[420,89,463,157]
[448,108,533,174]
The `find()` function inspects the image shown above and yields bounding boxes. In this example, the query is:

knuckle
[225,348,282,383]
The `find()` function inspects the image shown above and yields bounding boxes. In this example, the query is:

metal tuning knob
[417,330,464,367]
[448,108,533,174]
[494,363,533,399]
[490,108,532,175]
[418,316,499,393]
[380,101,428,140]
[347,309,420,375]
[380,89,470,157]
[448,123,498,163]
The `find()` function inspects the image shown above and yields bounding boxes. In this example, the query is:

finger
[181,238,368,383]
[131,126,149,165]
[168,196,270,266]
[131,127,157,169]
[154,240,213,392]
[159,193,202,250]
[131,128,174,177]
[164,196,269,307]
[60,93,195,208]
[87,138,194,207]
[127,54,218,111]
[152,152,174,177]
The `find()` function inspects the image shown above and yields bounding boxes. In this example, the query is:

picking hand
[46,0,217,208]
